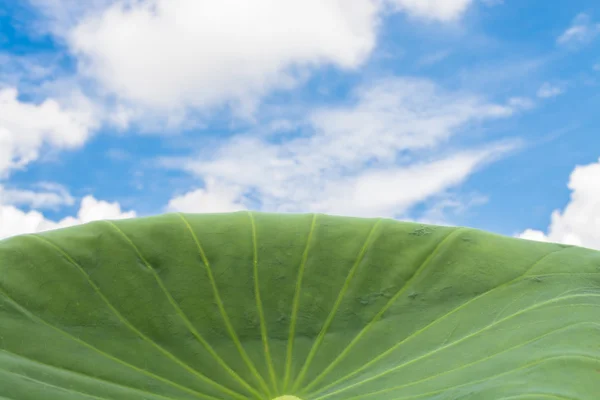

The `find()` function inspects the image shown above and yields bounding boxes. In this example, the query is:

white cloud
[0,195,136,240]
[66,0,381,115]
[537,82,563,98]
[516,158,600,250]
[0,206,59,240]
[0,183,74,209]
[167,78,522,218]
[307,145,515,217]
[23,0,476,121]
[57,195,137,226]
[557,13,600,46]
[386,0,473,22]
[0,87,98,177]
[167,177,247,213]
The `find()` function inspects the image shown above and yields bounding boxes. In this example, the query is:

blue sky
[1,0,600,249]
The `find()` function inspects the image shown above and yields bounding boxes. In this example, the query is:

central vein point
[272,396,303,400]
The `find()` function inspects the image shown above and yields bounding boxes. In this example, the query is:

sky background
[1,0,600,249]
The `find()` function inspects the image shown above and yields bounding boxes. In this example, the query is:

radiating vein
[0,285,212,400]
[0,369,110,400]
[290,218,383,392]
[248,212,279,394]
[308,321,599,399]
[177,213,273,398]
[304,245,572,395]
[27,234,245,400]
[379,354,599,400]
[282,213,318,393]
[104,220,263,400]
[0,349,179,400]
[301,226,468,393]
[311,295,600,399]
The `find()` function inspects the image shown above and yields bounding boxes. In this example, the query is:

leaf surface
[1,212,599,399]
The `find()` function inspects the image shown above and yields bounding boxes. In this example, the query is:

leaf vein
[385,354,599,400]
[0,282,211,399]
[248,212,279,394]
[104,220,263,399]
[27,233,239,400]
[303,226,469,392]
[291,218,384,392]
[176,213,272,398]
[312,295,600,398]
[309,321,598,399]
[306,245,573,394]
[283,213,318,393]
[0,348,179,400]
[0,368,110,400]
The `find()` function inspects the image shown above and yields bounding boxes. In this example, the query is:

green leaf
[1,212,599,399]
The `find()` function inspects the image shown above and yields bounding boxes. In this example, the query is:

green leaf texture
[1,212,599,399]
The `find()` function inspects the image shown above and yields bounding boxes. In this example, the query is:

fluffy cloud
[65,0,380,115]
[21,0,476,122]
[0,87,98,177]
[517,158,600,250]
[167,177,247,213]
[167,77,522,218]
[0,195,136,240]
[557,13,600,46]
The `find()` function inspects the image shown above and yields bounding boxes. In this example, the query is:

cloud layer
[28,0,474,121]
[168,77,521,217]
[0,0,482,239]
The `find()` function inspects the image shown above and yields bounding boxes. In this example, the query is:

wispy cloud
[0,182,74,210]
[165,77,523,218]
[0,53,60,87]
[508,97,535,110]
[557,13,600,47]
[537,82,564,98]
